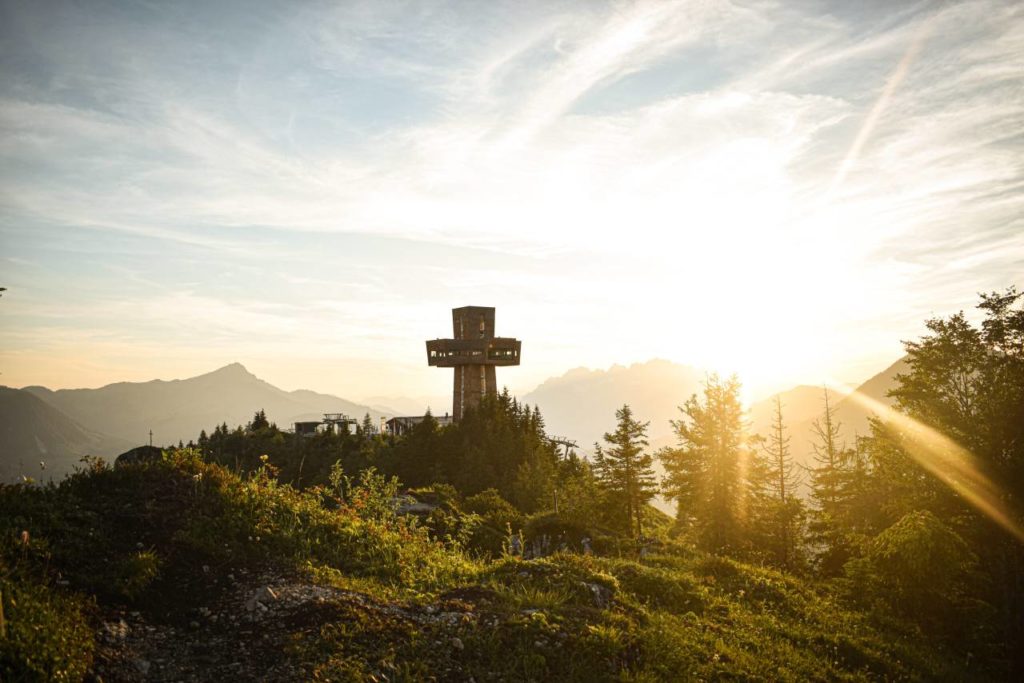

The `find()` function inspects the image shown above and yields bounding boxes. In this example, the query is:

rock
[583,581,613,609]
[115,445,164,468]
[189,621,200,629]
[133,658,151,675]
[451,637,464,651]
[103,619,129,640]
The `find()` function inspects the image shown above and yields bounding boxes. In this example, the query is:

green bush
[0,578,93,683]
[115,549,161,600]
[604,559,707,614]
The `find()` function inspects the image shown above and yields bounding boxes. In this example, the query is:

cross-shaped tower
[426,306,521,420]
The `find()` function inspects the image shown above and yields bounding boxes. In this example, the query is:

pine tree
[593,405,657,539]
[807,387,853,575]
[753,397,805,570]
[249,409,269,432]
[360,413,374,438]
[858,288,1024,673]
[660,375,748,553]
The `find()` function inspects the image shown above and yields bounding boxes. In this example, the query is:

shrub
[604,559,707,614]
[0,577,93,683]
[845,510,984,636]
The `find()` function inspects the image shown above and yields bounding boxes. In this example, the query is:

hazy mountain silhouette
[521,356,906,470]
[522,359,705,451]
[362,395,453,419]
[748,357,909,468]
[24,363,391,447]
[0,386,132,483]
[748,385,843,434]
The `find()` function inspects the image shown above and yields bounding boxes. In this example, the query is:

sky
[1,0,1022,403]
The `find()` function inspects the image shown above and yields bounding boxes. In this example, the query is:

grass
[0,451,984,681]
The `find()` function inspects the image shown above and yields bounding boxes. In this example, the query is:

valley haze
[4,356,901,488]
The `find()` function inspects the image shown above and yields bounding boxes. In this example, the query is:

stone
[583,581,613,609]
[451,637,464,651]
[103,619,129,640]
[115,445,163,468]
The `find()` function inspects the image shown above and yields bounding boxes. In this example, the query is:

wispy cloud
[1,0,1021,398]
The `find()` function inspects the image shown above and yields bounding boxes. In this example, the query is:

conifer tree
[660,375,748,553]
[753,397,805,570]
[360,413,374,437]
[249,409,270,432]
[807,388,853,575]
[594,405,657,539]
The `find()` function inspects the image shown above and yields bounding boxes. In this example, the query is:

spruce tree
[807,387,853,575]
[660,374,748,553]
[593,405,657,539]
[754,397,805,570]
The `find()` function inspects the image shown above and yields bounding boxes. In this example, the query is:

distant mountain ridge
[522,359,706,451]
[519,357,906,461]
[748,358,909,468]
[17,357,908,480]
[24,363,391,447]
[0,386,132,483]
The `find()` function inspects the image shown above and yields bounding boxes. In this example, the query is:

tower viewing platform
[426,306,521,420]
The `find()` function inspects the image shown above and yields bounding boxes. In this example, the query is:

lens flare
[826,378,1024,543]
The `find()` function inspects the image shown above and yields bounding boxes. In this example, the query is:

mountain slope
[522,359,705,450]
[0,386,131,482]
[748,384,847,439]
[24,363,389,447]
[749,357,909,468]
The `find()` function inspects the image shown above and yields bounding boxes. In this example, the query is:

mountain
[521,359,705,452]
[23,363,390,447]
[362,395,453,418]
[749,357,909,469]
[0,386,132,483]
[748,385,847,439]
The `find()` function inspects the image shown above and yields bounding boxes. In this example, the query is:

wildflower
[260,454,269,463]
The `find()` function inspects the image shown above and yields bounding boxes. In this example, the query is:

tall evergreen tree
[806,388,853,574]
[249,409,270,432]
[660,375,749,553]
[593,405,657,539]
[753,397,805,570]
[859,287,1024,672]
